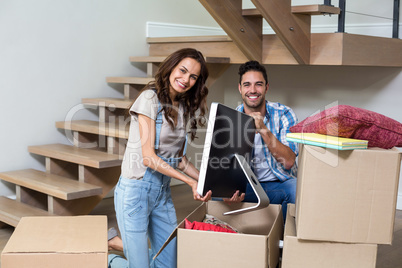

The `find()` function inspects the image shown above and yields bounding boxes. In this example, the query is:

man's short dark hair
[238,60,268,85]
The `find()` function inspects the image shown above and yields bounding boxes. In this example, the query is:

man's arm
[249,112,296,170]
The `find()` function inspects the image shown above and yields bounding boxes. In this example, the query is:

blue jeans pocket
[123,184,148,233]
[128,205,143,217]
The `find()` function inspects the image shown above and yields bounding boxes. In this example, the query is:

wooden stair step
[0,169,102,200]
[0,196,54,227]
[242,5,340,17]
[56,120,129,139]
[28,144,122,168]
[148,33,402,67]
[292,4,341,15]
[106,76,153,85]
[130,55,230,64]
[82,97,132,109]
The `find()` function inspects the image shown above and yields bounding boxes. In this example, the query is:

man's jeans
[244,178,296,221]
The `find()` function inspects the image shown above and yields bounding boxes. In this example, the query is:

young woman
[108,48,212,268]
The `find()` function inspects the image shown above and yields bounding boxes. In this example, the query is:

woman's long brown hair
[130,48,209,141]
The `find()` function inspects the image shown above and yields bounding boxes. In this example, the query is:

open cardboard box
[156,201,283,268]
[296,145,401,244]
[282,204,377,268]
[1,215,107,268]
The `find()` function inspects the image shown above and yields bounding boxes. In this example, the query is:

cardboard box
[157,201,283,268]
[1,215,107,268]
[282,204,377,268]
[296,145,401,244]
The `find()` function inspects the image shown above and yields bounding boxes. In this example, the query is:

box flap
[284,204,296,237]
[267,204,283,268]
[154,202,206,259]
[153,223,180,260]
[3,216,107,254]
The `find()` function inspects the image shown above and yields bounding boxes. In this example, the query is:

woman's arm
[177,155,199,180]
[139,114,211,202]
[178,155,212,200]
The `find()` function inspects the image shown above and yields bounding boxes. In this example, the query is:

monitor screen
[197,102,256,198]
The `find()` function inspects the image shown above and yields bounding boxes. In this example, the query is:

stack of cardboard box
[282,144,402,268]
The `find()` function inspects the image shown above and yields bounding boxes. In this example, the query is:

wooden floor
[0,184,401,267]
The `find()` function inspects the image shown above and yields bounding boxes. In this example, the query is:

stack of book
[286,133,368,150]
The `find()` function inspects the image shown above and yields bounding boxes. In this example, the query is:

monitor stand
[223,154,270,216]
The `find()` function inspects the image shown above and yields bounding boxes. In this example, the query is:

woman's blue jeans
[110,170,177,268]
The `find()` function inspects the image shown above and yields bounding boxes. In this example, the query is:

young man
[235,60,298,220]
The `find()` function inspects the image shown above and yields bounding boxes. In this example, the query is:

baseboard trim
[146,21,225,37]
[6,195,16,200]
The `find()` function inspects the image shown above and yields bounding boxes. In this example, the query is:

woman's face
[169,57,201,98]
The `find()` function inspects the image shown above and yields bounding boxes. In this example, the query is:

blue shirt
[236,101,298,182]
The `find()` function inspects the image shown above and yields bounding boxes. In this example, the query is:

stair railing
[393,0,400,38]
[333,0,400,38]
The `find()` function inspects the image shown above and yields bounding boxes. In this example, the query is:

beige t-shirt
[121,90,187,180]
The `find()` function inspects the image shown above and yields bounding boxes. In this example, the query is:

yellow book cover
[286,133,368,146]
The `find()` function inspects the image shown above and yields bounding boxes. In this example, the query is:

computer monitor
[197,102,270,215]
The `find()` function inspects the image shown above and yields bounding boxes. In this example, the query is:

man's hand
[222,190,245,204]
[249,112,296,169]
[249,112,269,134]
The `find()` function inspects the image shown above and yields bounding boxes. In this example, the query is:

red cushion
[184,218,237,233]
[290,105,402,149]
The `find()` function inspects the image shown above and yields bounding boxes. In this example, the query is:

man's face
[238,71,268,110]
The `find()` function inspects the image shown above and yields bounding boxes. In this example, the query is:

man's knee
[282,179,297,203]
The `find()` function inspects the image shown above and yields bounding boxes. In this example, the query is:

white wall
[0,0,216,197]
[0,0,401,208]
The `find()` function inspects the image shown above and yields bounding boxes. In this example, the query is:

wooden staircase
[148,1,402,67]
[0,55,230,227]
[0,142,123,225]
[0,1,401,228]
[0,66,142,226]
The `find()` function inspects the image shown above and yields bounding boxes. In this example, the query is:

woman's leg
[148,185,178,268]
[114,177,151,268]
[108,254,128,268]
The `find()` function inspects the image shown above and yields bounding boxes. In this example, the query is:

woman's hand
[189,180,212,202]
